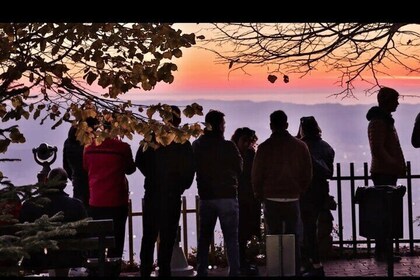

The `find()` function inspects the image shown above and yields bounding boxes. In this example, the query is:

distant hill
[2,99,420,186]
[3,99,420,261]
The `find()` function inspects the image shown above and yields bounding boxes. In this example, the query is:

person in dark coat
[366,87,406,262]
[63,126,89,208]
[231,127,261,275]
[297,116,335,277]
[19,167,87,223]
[252,110,312,276]
[136,105,195,277]
[19,167,88,277]
[193,110,243,277]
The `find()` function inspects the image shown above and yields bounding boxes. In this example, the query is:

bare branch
[201,23,420,98]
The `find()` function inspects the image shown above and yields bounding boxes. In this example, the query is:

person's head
[270,110,288,132]
[205,110,225,134]
[377,87,400,113]
[231,127,258,153]
[86,117,99,130]
[47,167,68,190]
[299,116,322,139]
[169,105,181,127]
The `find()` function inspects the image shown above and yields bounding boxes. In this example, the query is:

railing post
[128,199,134,266]
[182,196,188,257]
[195,195,200,245]
[363,162,371,255]
[350,163,357,256]
[336,163,344,257]
[407,161,414,255]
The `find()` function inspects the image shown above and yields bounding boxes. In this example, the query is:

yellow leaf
[86,72,98,85]
[173,49,182,58]
[45,75,53,87]
[0,139,11,153]
[96,60,105,70]
[146,107,156,119]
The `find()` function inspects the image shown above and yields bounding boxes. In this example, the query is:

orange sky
[125,23,420,106]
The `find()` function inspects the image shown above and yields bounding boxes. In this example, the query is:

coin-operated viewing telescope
[33,143,57,183]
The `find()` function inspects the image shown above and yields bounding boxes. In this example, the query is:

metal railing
[126,161,420,264]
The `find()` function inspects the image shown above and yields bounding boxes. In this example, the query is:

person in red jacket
[83,120,136,276]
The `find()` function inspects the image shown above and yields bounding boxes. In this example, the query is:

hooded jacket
[366,106,406,176]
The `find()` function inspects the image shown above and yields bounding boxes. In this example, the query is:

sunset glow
[125,23,420,106]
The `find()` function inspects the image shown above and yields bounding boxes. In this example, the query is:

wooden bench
[0,219,118,277]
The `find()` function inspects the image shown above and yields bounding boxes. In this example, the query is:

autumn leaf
[267,75,277,83]
[0,139,11,153]
[146,107,157,119]
[45,75,53,87]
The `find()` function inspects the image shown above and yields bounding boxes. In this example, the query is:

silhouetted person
[192,110,243,277]
[83,120,136,276]
[19,167,88,277]
[252,110,312,276]
[297,116,335,277]
[231,127,261,276]
[136,106,195,277]
[63,125,89,208]
[19,167,87,223]
[366,86,406,262]
[411,112,420,148]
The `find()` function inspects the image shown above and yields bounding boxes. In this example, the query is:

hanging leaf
[283,75,289,83]
[229,60,234,69]
[267,75,277,83]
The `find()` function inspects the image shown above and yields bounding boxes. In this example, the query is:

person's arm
[412,112,420,148]
[300,143,313,193]
[135,144,154,176]
[63,143,73,180]
[251,147,264,201]
[179,142,196,193]
[124,143,136,175]
[230,141,243,176]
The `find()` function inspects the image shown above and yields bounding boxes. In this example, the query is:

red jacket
[83,138,136,207]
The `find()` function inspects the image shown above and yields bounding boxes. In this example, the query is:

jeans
[263,199,302,276]
[197,198,240,277]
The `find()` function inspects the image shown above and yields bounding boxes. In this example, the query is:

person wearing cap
[366,86,406,262]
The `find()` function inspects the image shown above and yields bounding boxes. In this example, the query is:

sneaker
[302,267,325,277]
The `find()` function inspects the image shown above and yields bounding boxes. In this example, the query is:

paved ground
[324,256,420,277]
[119,255,420,277]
